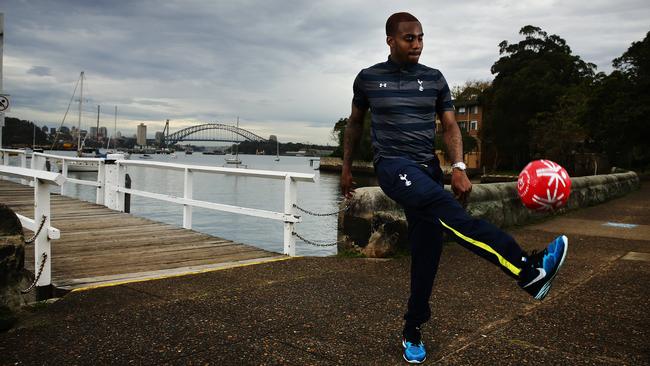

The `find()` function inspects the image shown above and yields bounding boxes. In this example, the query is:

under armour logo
[399,174,412,186]
[379,82,387,88]
[417,79,424,92]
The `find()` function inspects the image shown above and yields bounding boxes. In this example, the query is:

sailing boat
[225,117,242,165]
[58,72,100,172]
[274,139,280,162]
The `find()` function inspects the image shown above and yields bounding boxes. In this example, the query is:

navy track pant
[375,157,527,328]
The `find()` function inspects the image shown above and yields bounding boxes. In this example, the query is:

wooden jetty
[0,180,286,292]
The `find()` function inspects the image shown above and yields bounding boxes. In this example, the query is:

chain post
[283,174,298,256]
[96,160,105,205]
[33,177,52,299]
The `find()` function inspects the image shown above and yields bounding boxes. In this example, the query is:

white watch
[451,162,467,171]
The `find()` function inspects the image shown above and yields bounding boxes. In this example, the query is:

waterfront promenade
[1,183,648,365]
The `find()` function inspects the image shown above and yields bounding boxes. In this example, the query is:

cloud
[26,66,52,76]
[2,0,649,144]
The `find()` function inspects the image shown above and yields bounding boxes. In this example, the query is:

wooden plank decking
[0,180,286,291]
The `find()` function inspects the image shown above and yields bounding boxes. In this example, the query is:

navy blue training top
[352,56,455,164]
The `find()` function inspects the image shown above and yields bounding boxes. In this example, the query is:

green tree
[2,117,49,146]
[451,79,491,103]
[585,31,650,168]
[482,25,595,171]
[331,114,373,161]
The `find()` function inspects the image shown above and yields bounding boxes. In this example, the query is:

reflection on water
[38,151,362,257]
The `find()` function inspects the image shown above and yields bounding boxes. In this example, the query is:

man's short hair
[385,12,420,36]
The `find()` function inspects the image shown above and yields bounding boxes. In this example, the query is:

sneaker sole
[534,235,568,300]
[403,354,426,364]
[402,339,426,364]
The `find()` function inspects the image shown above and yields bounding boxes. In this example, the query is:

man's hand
[341,169,356,199]
[451,169,472,206]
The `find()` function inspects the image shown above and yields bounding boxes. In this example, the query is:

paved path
[1,184,648,365]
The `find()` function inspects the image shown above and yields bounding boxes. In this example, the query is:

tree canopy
[482,25,596,171]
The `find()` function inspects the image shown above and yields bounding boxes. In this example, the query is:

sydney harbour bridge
[162,122,269,146]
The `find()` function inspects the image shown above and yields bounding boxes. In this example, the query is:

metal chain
[292,231,340,247]
[293,203,350,217]
[21,252,47,294]
[24,215,48,245]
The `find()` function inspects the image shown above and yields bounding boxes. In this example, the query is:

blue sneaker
[402,327,426,364]
[519,235,568,300]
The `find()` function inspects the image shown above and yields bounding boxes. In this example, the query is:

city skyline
[1,0,649,144]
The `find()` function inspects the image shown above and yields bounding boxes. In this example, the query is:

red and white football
[517,160,572,211]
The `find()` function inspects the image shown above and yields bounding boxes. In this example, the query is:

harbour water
[42,151,361,256]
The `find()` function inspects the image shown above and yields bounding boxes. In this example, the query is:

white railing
[0,148,29,184]
[107,160,316,256]
[31,152,106,205]
[0,164,64,296]
[1,150,317,257]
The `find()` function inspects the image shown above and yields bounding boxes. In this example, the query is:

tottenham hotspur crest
[399,174,412,186]
[417,79,424,92]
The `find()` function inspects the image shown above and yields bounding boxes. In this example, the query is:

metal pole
[0,13,5,148]
[113,105,117,149]
[77,71,84,152]
[96,104,100,140]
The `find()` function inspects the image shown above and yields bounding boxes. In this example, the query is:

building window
[471,106,479,114]
[458,121,467,131]
[470,120,478,130]
[457,106,466,114]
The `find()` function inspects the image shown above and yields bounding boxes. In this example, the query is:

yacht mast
[77,71,84,151]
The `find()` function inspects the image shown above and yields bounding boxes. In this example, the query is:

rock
[362,230,396,258]
[0,204,31,331]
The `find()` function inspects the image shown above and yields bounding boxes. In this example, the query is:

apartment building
[435,98,483,170]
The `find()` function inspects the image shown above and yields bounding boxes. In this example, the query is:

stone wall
[0,204,32,331]
[338,171,640,257]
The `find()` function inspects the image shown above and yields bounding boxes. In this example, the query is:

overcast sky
[1,0,648,145]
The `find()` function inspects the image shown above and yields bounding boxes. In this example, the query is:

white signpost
[0,94,9,112]
[0,13,5,148]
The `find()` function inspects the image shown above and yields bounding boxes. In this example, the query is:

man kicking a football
[340,12,568,364]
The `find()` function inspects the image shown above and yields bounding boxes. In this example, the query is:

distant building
[98,127,108,138]
[41,125,48,134]
[269,135,277,142]
[60,126,70,134]
[137,123,147,146]
[115,131,122,138]
[89,127,98,138]
[155,131,164,145]
[435,97,483,170]
[50,127,56,135]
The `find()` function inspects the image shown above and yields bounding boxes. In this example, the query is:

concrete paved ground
[1,184,648,365]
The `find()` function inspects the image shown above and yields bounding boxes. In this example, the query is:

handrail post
[96,160,105,205]
[0,151,6,181]
[20,151,27,185]
[30,154,45,188]
[183,167,193,229]
[116,162,126,211]
[61,159,69,196]
[104,160,119,210]
[283,174,297,256]
[33,177,53,300]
